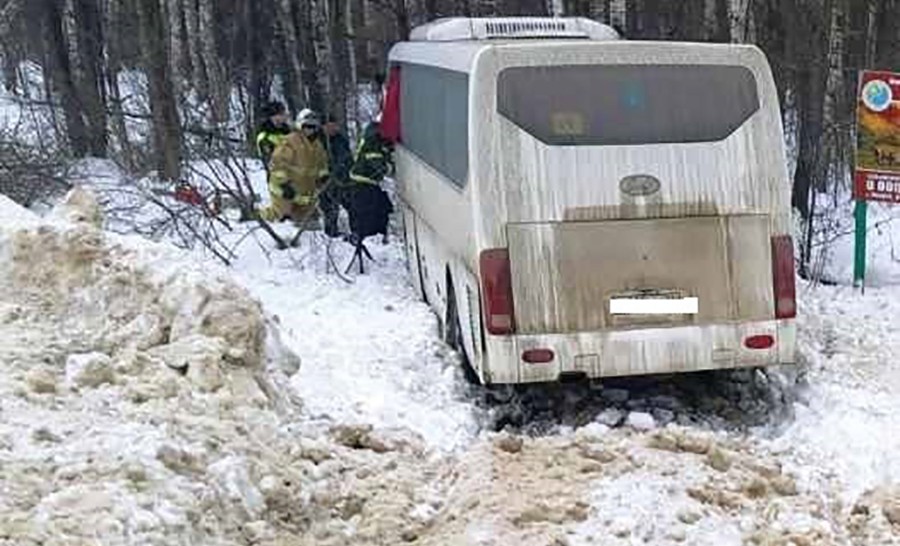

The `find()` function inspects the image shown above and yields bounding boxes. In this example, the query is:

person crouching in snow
[262,109,330,226]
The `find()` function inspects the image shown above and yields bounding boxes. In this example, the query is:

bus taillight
[380,65,402,143]
[480,248,516,335]
[771,235,796,319]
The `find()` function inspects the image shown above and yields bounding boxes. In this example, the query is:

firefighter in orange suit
[262,109,330,224]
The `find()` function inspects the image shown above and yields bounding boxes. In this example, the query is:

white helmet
[296,108,320,129]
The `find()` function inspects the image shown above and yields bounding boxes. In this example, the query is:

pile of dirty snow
[0,190,452,546]
[407,422,897,546]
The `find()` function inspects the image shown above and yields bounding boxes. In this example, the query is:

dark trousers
[318,183,347,237]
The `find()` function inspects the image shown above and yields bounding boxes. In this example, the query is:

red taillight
[744,335,775,350]
[522,349,554,364]
[480,248,516,335]
[380,65,401,144]
[772,235,797,319]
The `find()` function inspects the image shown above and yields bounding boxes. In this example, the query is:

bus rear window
[497,64,760,146]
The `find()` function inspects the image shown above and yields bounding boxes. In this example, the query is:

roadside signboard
[854,70,900,202]
[853,70,900,287]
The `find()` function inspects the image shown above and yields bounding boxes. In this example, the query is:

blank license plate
[609,297,699,315]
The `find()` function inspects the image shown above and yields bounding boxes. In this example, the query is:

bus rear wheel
[444,277,480,385]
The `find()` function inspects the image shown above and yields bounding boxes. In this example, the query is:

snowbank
[0,189,295,543]
[0,190,444,545]
[759,282,900,539]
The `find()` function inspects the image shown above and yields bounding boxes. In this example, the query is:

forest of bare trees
[0,0,899,270]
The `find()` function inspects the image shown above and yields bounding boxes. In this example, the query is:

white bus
[381,17,797,385]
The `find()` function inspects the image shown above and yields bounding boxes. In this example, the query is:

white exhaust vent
[409,17,620,42]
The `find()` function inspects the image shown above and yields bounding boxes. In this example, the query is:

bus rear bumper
[483,320,797,385]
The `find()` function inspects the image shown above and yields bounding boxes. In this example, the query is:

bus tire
[445,274,480,385]
[402,209,428,302]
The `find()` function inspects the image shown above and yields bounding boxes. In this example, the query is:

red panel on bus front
[380,65,402,144]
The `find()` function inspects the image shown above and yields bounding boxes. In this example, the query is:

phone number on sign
[866,177,900,194]
[859,173,900,202]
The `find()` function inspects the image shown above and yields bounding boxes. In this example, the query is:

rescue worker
[262,109,330,224]
[344,120,395,244]
[348,121,393,186]
[255,100,291,171]
[318,113,354,238]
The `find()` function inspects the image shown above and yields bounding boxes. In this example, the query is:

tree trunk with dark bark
[71,0,108,157]
[137,0,183,181]
[40,0,90,156]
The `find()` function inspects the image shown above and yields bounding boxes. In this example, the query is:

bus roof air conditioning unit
[409,17,621,42]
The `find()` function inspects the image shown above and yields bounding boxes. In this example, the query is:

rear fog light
[744,335,775,350]
[522,348,555,364]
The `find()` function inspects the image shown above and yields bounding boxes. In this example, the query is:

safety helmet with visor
[296,108,321,132]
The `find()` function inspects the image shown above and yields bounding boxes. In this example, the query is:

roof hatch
[409,17,620,42]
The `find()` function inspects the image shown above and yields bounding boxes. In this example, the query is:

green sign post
[853,200,867,289]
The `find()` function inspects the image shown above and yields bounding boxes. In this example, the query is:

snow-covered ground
[781,287,900,487]
[0,190,462,546]
[3,150,900,544]
[820,198,900,287]
[226,223,483,453]
[228,200,900,544]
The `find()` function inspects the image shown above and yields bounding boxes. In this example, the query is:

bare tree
[137,0,183,181]
[325,0,353,125]
[39,0,89,156]
[198,0,229,124]
[1,0,899,270]
[712,0,731,42]
[104,0,136,169]
[874,0,900,71]
[69,0,108,157]
[788,0,833,220]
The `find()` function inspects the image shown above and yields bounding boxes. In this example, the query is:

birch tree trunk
[167,0,191,90]
[549,0,565,16]
[865,0,878,67]
[184,0,207,101]
[347,0,360,133]
[823,0,847,195]
[105,0,134,168]
[198,0,229,125]
[300,0,327,111]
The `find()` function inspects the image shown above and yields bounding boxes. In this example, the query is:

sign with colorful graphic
[854,70,900,203]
